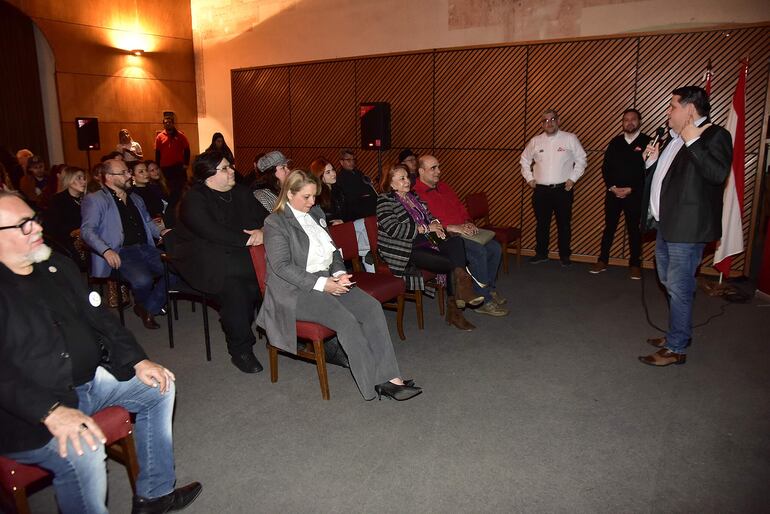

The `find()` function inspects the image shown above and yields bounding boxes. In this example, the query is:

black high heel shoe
[375,382,422,401]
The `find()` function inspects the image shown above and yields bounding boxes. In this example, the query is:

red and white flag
[713,61,748,275]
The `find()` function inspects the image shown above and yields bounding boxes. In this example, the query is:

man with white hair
[0,191,201,514]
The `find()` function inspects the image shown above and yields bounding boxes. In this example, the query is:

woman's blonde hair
[274,169,320,213]
[58,166,86,193]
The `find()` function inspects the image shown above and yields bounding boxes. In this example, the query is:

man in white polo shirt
[520,109,587,266]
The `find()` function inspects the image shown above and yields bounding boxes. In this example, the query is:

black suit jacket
[169,182,269,294]
[0,253,147,454]
[642,123,732,243]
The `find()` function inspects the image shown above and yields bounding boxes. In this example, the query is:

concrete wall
[191,0,770,150]
[9,0,197,168]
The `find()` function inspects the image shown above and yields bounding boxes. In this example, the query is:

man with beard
[81,159,169,329]
[154,113,190,226]
[0,191,201,514]
[590,109,650,279]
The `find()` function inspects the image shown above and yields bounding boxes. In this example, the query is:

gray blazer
[256,205,345,353]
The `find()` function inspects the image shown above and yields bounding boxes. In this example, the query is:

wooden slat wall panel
[231,68,290,148]
[434,47,527,149]
[356,54,435,150]
[231,25,770,275]
[290,61,357,148]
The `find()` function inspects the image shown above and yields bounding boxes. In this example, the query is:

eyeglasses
[542,117,557,124]
[341,157,356,162]
[214,164,233,173]
[106,170,130,176]
[0,214,41,235]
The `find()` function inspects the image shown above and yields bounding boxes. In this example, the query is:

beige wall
[9,0,197,169]
[192,0,770,151]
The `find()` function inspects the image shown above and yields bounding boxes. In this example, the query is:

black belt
[536,182,566,189]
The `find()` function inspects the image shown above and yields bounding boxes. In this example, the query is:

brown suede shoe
[133,304,160,330]
[453,268,484,308]
[445,298,475,331]
[589,261,608,274]
[638,348,686,366]
[646,336,666,348]
[630,266,641,280]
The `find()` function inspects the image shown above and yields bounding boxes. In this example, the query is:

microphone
[644,126,666,159]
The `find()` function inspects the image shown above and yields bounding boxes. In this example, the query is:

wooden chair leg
[395,294,406,341]
[12,487,31,514]
[437,285,445,316]
[516,238,522,267]
[267,343,278,383]
[414,290,424,330]
[312,339,330,400]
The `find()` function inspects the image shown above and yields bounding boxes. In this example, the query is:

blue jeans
[464,238,502,301]
[5,367,177,514]
[655,232,706,354]
[118,244,169,314]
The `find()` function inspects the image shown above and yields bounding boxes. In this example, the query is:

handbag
[460,228,495,245]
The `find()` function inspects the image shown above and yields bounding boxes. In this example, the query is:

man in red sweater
[413,155,507,316]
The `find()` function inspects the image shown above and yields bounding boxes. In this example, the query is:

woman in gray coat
[256,170,421,401]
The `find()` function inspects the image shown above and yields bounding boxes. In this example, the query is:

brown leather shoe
[638,348,686,366]
[630,266,641,280]
[646,336,666,348]
[589,261,607,274]
[453,268,484,308]
[133,304,160,329]
[445,297,475,331]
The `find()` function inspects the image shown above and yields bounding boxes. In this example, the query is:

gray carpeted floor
[27,261,770,513]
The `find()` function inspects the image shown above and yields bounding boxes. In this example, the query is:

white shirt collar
[287,203,311,221]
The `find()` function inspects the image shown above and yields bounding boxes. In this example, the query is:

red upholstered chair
[0,406,140,514]
[465,192,522,273]
[249,245,334,400]
[328,221,406,341]
[363,216,445,330]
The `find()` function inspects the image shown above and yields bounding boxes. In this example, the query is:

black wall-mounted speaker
[360,102,390,150]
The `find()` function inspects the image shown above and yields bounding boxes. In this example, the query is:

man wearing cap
[19,155,55,209]
[0,190,202,514]
[81,159,170,330]
[520,109,587,266]
[154,114,190,226]
[399,149,419,185]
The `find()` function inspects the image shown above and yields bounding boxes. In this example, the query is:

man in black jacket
[336,148,377,221]
[639,86,732,367]
[0,191,201,513]
[591,108,650,279]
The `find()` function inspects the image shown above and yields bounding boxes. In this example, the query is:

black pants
[409,235,466,295]
[162,165,187,228]
[599,191,642,266]
[213,263,261,357]
[533,185,573,259]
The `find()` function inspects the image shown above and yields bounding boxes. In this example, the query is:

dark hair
[254,165,281,194]
[192,150,224,183]
[672,86,710,118]
[622,108,642,121]
[380,164,409,193]
[206,132,235,166]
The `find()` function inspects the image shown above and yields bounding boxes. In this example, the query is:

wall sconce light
[129,49,144,56]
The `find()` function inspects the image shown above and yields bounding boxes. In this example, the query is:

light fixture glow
[130,49,144,56]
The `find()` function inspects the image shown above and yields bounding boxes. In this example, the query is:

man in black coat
[591,108,650,279]
[0,192,200,513]
[168,150,269,374]
[639,86,732,366]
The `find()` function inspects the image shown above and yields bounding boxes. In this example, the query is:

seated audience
[19,155,56,210]
[0,191,201,514]
[81,159,170,330]
[87,163,105,193]
[336,148,377,221]
[45,166,88,270]
[116,128,144,163]
[146,160,170,199]
[205,132,235,167]
[1,147,23,189]
[377,164,483,331]
[169,151,270,374]
[253,150,291,211]
[309,157,344,224]
[399,148,419,185]
[130,160,165,221]
[414,155,507,316]
[258,170,421,401]
[16,148,33,174]
[0,162,14,191]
